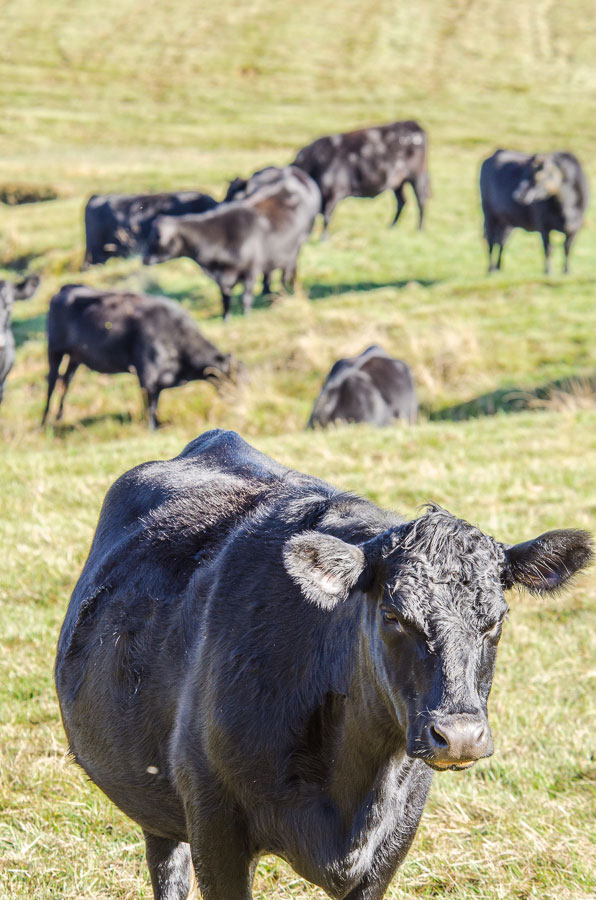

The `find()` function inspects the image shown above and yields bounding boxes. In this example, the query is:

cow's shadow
[308,279,438,301]
[430,374,596,421]
[145,284,278,321]
[12,312,47,348]
[48,411,135,435]
[1,252,39,273]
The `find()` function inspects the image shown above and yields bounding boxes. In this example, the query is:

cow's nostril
[429,724,449,748]
[472,722,487,747]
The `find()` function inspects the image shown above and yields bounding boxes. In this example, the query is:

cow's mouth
[426,759,477,772]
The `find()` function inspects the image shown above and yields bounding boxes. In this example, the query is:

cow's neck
[327,620,411,833]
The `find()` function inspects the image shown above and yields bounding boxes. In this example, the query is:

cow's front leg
[282,259,297,292]
[241,273,256,314]
[220,289,232,320]
[144,831,193,900]
[541,230,551,275]
[184,796,254,900]
[563,233,574,274]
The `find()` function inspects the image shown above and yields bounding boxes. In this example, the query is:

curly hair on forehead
[391,503,507,581]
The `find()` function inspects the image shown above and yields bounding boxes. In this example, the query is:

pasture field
[1,1,595,898]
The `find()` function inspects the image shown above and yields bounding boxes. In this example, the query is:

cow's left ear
[502,529,593,593]
[283,532,366,609]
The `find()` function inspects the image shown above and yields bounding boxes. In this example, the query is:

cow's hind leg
[411,171,429,230]
[145,387,162,430]
[320,195,340,241]
[56,358,80,421]
[261,273,272,296]
[41,350,64,425]
[391,186,407,227]
[494,225,511,271]
[144,832,193,900]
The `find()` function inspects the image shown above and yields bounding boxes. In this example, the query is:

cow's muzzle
[409,713,493,771]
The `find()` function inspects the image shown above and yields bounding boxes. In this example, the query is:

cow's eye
[381,607,403,630]
[483,619,504,642]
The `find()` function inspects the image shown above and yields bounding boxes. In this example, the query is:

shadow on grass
[0,252,40,273]
[149,283,284,320]
[308,279,438,300]
[48,411,135,436]
[13,312,47,348]
[430,374,596,421]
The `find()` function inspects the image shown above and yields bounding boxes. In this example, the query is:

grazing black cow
[480,150,589,274]
[0,274,40,405]
[83,191,218,266]
[41,286,236,429]
[144,167,320,318]
[55,428,592,900]
[293,120,429,238]
[308,345,417,428]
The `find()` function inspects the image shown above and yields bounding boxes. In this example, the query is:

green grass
[1,1,596,898]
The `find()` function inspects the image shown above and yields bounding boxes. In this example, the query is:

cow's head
[143,217,184,265]
[0,275,40,334]
[284,506,592,771]
[224,177,248,202]
[514,154,563,204]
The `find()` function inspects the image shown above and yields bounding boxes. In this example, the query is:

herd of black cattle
[0,120,589,428]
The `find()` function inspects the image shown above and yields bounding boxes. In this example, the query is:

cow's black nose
[428,716,492,764]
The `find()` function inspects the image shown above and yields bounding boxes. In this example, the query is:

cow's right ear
[283,532,366,609]
[502,529,593,593]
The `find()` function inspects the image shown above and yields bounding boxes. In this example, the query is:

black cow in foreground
[308,345,417,428]
[41,286,236,429]
[144,166,320,319]
[55,428,592,900]
[0,274,40,405]
[294,120,429,238]
[480,150,589,274]
[84,191,218,266]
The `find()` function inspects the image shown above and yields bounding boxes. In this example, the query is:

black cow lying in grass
[144,166,320,319]
[55,428,592,900]
[0,274,40,405]
[84,191,218,266]
[308,345,417,428]
[41,286,236,429]
[294,120,429,238]
[480,149,589,274]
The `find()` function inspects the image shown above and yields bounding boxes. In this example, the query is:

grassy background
[1,1,595,898]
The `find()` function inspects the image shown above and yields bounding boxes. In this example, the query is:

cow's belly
[64,701,188,841]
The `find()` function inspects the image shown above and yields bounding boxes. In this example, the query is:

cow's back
[360,355,418,423]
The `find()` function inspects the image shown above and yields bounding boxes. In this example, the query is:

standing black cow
[41,286,236,429]
[480,150,589,274]
[83,191,218,266]
[55,429,592,900]
[294,120,429,238]
[224,165,321,295]
[0,274,40,405]
[144,167,320,319]
[308,345,417,428]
